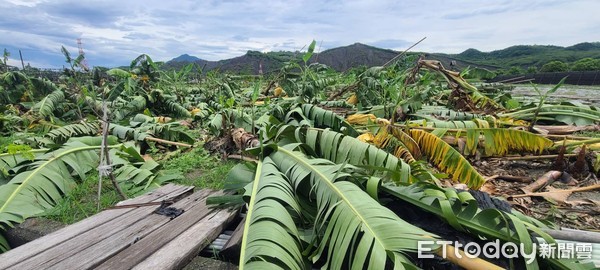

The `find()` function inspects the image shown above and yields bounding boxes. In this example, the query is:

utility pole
[77,38,90,71]
[19,50,25,70]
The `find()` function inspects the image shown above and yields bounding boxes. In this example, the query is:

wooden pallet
[0,184,237,270]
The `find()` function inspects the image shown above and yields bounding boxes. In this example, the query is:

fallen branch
[521,171,562,193]
[511,183,600,199]
[227,154,258,163]
[145,137,192,148]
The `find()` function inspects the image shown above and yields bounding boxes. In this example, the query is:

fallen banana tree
[216,122,595,269]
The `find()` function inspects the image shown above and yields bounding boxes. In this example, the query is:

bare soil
[473,158,600,231]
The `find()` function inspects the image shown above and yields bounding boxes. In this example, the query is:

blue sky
[1,0,599,68]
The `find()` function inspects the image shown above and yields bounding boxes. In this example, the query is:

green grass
[574,130,600,138]
[162,146,237,189]
[43,172,122,224]
[42,145,236,224]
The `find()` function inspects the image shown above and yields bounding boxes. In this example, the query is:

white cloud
[0,0,599,68]
[5,0,46,7]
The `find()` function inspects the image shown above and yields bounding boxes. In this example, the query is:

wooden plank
[0,184,192,269]
[220,216,245,258]
[132,208,237,270]
[116,184,193,206]
[34,189,213,269]
[8,189,192,269]
[96,190,227,270]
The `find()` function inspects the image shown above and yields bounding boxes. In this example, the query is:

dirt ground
[484,85,600,231]
[472,157,600,231]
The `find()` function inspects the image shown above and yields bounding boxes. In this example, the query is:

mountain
[163,50,300,74]
[164,42,600,74]
[163,43,493,74]
[170,54,203,62]
[309,43,397,71]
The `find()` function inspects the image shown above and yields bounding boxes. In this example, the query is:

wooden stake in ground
[98,100,127,209]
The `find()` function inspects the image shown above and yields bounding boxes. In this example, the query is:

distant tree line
[495,57,600,76]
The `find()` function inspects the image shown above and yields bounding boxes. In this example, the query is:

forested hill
[164,42,600,74]
[442,42,600,69]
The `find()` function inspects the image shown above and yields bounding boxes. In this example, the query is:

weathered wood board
[0,184,236,270]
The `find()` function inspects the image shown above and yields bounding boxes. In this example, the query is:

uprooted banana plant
[415,59,504,113]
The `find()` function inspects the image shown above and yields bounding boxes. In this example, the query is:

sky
[1,0,599,68]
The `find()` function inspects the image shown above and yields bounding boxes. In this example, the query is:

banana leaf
[409,129,486,189]
[0,141,103,232]
[384,183,595,270]
[239,158,307,270]
[267,144,438,269]
[280,126,410,183]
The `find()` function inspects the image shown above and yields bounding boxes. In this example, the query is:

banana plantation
[1,41,600,269]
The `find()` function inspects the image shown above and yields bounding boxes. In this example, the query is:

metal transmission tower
[76,38,90,71]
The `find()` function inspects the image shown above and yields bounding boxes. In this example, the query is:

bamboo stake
[98,101,127,206]
[495,76,525,83]
[145,136,192,148]
[382,37,427,68]
[228,154,258,163]
[505,78,535,84]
